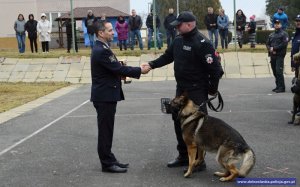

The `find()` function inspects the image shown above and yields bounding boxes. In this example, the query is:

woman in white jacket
[37,13,51,52]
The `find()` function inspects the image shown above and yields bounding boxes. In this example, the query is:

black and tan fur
[170,95,255,181]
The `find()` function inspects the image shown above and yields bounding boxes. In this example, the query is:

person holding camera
[90,20,150,173]
[146,11,222,172]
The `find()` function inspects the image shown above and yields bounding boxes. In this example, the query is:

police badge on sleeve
[205,54,214,64]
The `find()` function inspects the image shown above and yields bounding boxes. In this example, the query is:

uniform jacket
[149,27,222,93]
[115,21,128,40]
[291,28,300,68]
[204,13,218,30]
[25,19,38,39]
[128,15,143,31]
[266,28,289,57]
[164,13,176,31]
[146,13,161,30]
[90,40,141,102]
[37,19,51,42]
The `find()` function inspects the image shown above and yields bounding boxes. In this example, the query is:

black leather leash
[199,91,224,112]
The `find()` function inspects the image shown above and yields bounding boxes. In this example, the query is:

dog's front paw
[219,177,230,182]
[184,171,192,178]
[214,171,229,177]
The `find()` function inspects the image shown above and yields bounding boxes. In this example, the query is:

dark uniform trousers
[171,86,208,157]
[270,56,285,90]
[93,101,118,167]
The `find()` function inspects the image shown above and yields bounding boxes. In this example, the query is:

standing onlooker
[164,8,176,48]
[115,16,128,51]
[235,9,246,48]
[272,7,288,30]
[14,14,26,53]
[85,10,97,49]
[146,9,162,50]
[247,15,256,48]
[25,14,38,53]
[128,9,143,50]
[266,19,289,93]
[37,13,51,53]
[291,15,300,78]
[90,20,150,173]
[63,17,78,53]
[217,9,229,49]
[204,7,218,49]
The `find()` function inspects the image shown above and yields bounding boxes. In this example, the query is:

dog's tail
[239,149,256,177]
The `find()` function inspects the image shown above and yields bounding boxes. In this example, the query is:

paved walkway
[0,52,295,83]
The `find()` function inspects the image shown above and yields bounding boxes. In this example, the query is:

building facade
[0,0,130,37]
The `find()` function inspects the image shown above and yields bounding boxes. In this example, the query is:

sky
[129,0,268,22]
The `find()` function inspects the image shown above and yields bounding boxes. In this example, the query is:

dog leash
[199,91,224,112]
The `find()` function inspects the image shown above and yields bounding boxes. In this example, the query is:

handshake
[140,63,152,74]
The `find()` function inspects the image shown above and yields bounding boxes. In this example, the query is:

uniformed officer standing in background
[266,19,289,93]
[291,15,300,78]
[147,11,223,172]
[90,21,150,173]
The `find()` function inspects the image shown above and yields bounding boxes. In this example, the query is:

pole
[153,0,157,52]
[233,0,237,51]
[176,0,179,16]
[70,0,76,53]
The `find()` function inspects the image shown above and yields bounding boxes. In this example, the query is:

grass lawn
[0,82,70,113]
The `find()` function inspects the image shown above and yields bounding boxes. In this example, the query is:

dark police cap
[274,19,281,24]
[170,11,196,26]
[295,15,300,21]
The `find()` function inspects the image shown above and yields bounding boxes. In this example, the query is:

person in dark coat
[90,20,150,173]
[235,9,246,48]
[146,9,162,50]
[247,15,256,48]
[204,7,219,49]
[266,19,289,93]
[63,17,78,53]
[164,8,176,48]
[291,15,300,78]
[25,14,38,53]
[147,11,222,172]
[85,10,97,49]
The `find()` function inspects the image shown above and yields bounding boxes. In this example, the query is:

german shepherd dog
[289,78,300,125]
[170,95,255,181]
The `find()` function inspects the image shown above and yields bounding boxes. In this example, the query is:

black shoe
[272,87,278,92]
[167,156,188,168]
[274,89,285,93]
[102,165,127,173]
[116,162,129,168]
[183,161,206,173]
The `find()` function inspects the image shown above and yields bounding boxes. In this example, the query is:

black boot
[167,155,188,168]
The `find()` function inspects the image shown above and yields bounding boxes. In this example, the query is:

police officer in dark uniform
[266,19,289,93]
[147,11,222,171]
[90,21,150,173]
[291,15,300,78]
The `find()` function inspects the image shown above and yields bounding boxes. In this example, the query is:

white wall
[0,0,130,37]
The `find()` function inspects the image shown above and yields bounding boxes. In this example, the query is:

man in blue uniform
[147,11,222,172]
[291,15,300,78]
[90,21,150,173]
